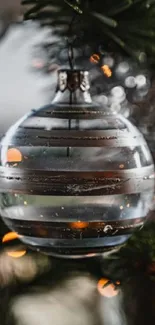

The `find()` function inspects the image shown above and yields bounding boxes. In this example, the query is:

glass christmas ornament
[0,69,154,259]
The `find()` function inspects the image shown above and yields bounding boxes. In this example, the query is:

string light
[90,54,100,64]
[101,64,112,77]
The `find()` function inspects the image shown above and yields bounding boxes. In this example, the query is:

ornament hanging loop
[67,12,78,70]
[68,40,75,70]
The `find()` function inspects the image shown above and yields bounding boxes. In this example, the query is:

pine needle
[64,0,83,14]
[107,0,133,16]
[91,11,117,28]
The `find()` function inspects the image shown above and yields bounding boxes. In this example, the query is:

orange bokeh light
[97,278,119,298]
[7,250,26,258]
[7,148,22,162]
[101,64,112,77]
[2,232,20,243]
[90,54,100,64]
[69,221,89,229]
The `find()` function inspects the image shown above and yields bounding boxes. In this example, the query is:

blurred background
[0,22,53,136]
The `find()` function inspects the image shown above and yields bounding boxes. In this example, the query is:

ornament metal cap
[57,69,90,93]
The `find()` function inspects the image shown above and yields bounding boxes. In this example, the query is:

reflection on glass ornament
[138,117,155,165]
[0,69,154,259]
[137,116,155,212]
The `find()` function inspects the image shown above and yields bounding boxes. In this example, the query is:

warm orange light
[97,278,119,298]
[7,148,22,162]
[7,250,26,258]
[90,54,100,64]
[2,232,20,243]
[101,64,112,77]
[69,221,89,229]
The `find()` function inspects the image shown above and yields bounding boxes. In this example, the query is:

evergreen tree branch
[21,0,155,63]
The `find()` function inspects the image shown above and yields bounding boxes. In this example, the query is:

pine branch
[21,0,155,64]
[90,11,117,28]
